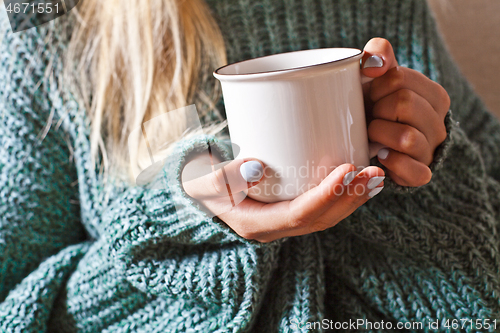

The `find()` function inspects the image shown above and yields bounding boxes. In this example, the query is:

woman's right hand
[182,154,385,243]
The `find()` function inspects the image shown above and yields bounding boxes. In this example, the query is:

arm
[318,6,500,322]
[100,134,284,332]
[320,119,500,323]
[0,13,86,301]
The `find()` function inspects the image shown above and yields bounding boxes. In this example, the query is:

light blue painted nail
[240,161,263,182]
[363,55,384,68]
[367,176,385,190]
[368,186,384,198]
[342,170,358,186]
[378,148,389,160]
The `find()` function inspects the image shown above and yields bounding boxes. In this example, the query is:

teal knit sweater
[1,0,500,332]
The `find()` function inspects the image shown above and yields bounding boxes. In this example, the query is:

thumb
[182,158,264,200]
[361,37,399,79]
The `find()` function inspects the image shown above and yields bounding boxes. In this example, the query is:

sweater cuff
[102,136,283,304]
[138,133,281,247]
[102,134,282,273]
[160,134,240,244]
[164,134,286,246]
[371,110,455,193]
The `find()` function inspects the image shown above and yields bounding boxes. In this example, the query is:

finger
[368,119,433,165]
[377,148,432,187]
[287,164,358,223]
[370,67,451,116]
[308,166,386,232]
[361,37,399,79]
[218,164,359,242]
[260,166,384,239]
[183,158,264,200]
[372,89,447,148]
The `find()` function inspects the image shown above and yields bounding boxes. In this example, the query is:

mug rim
[214,47,363,80]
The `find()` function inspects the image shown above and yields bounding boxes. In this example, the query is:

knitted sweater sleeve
[319,115,500,322]
[0,11,86,301]
[318,3,500,320]
[371,1,500,191]
[102,134,281,308]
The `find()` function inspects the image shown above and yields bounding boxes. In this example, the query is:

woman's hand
[362,38,450,187]
[181,37,447,242]
[182,154,384,243]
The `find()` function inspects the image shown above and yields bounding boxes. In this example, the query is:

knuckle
[431,82,451,115]
[239,232,256,240]
[414,169,432,186]
[405,166,432,187]
[233,226,257,240]
[238,231,255,240]
[288,217,311,230]
[388,67,406,91]
[310,220,331,233]
[436,122,448,144]
[440,86,451,111]
[399,127,420,152]
[396,88,414,103]
[394,89,414,120]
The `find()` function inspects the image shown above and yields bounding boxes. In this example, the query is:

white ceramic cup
[214,48,376,203]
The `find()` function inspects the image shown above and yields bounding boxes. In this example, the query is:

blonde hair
[63,0,227,182]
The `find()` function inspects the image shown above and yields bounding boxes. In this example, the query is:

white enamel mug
[214,48,375,203]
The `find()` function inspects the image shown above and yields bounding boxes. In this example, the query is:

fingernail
[363,55,384,68]
[342,170,358,186]
[240,161,263,182]
[368,186,384,198]
[378,148,389,160]
[367,176,385,190]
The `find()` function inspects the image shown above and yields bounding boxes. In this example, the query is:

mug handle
[361,74,387,159]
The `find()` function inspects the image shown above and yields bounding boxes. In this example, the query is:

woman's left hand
[362,38,450,187]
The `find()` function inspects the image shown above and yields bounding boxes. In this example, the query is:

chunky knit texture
[1,0,500,332]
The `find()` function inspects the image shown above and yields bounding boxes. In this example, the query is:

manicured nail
[363,55,384,68]
[342,170,358,186]
[377,148,389,160]
[368,186,384,198]
[240,161,263,182]
[367,176,385,190]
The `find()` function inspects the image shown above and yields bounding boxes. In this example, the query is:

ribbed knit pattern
[1,0,500,332]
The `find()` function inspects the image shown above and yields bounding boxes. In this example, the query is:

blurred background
[428,0,500,119]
